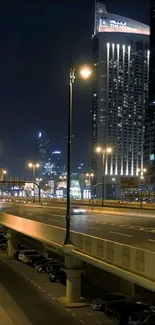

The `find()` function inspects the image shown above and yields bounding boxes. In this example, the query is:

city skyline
[0,0,149,178]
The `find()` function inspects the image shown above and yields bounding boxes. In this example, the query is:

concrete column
[7,231,16,258]
[65,269,82,303]
[57,255,88,307]
[120,278,135,297]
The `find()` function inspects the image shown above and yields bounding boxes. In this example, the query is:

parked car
[36,260,61,273]
[18,250,40,262]
[1,241,8,250]
[14,246,28,259]
[45,262,64,274]
[0,239,8,250]
[34,258,50,268]
[105,300,152,324]
[128,311,155,325]
[49,270,66,284]
[29,255,49,266]
[91,293,129,311]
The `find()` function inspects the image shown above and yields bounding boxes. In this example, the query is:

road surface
[0,255,114,325]
[1,203,155,251]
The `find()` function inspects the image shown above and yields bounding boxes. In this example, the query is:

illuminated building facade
[37,132,51,178]
[92,3,149,196]
[144,0,155,183]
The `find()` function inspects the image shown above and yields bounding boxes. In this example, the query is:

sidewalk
[0,306,15,325]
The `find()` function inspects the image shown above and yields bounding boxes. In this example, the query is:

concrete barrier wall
[0,213,65,246]
[71,232,155,283]
[1,212,155,286]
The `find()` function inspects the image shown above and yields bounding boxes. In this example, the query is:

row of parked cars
[14,245,66,283]
[91,293,155,325]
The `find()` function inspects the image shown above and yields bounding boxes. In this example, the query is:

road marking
[151,230,155,233]
[37,216,43,219]
[110,223,114,226]
[52,297,55,300]
[38,286,41,289]
[42,289,45,292]
[110,231,133,238]
[48,218,58,222]
[148,239,155,242]
[80,321,84,324]
[86,313,91,316]
[140,228,145,230]
[48,293,51,296]
[72,314,76,317]
[84,226,99,230]
[27,277,29,280]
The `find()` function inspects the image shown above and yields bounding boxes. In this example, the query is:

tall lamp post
[96,146,112,206]
[64,54,92,245]
[137,168,147,208]
[28,162,40,202]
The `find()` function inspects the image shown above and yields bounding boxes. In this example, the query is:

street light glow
[143,168,147,172]
[80,67,92,79]
[96,147,102,153]
[36,163,40,168]
[28,163,33,168]
[3,170,7,174]
[106,147,112,154]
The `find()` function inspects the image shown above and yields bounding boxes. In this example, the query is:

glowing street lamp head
[96,147,102,153]
[91,173,94,177]
[143,168,147,172]
[106,147,112,154]
[3,170,7,174]
[36,163,40,168]
[80,67,92,79]
[28,163,33,168]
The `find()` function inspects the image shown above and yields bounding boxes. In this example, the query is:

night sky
[0,0,150,178]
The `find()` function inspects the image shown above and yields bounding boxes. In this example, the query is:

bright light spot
[112,178,116,182]
[3,170,7,174]
[36,163,40,168]
[106,147,112,153]
[143,168,147,172]
[96,147,102,153]
[39,132,42,138]
[28,163,33,168]
[80,67,92,79]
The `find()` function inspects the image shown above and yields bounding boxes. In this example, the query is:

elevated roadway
[1,202,155,252]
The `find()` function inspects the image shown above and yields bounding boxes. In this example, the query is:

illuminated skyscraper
[144,0,155,183]
[37,132,51,178]
[92,3,149,195]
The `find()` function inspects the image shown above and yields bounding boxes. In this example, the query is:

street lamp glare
[143,168,147,172]
[106,147,112,154]
[91,173,94,177]
[36,163,40,168]
[80,67,92,79]
[96,147,102,153]
[3,170,7,174]
[28,162,33,168]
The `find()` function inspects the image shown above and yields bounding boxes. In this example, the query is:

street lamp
[137,168,147,208]
[28,162,40,202]
[64,53,92,245]
[96,146,112,206]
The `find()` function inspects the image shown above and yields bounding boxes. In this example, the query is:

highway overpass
[1,210,155,307]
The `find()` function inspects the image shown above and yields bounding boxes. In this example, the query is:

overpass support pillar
[120,278,135,297]
[7,230,16,258]
[57,254,88,307]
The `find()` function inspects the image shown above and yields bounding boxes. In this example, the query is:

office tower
[144,0,155,183]
[37,132,51,178]
[92,2,150,195]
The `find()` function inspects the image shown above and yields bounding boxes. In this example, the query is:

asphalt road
[2,203,155,251]
[0,256,115,325]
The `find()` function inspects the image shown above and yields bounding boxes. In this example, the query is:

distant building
[37,132,51,179]
[144,0,155,183]
[92,2,149,197]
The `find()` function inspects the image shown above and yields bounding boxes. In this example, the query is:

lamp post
[28,162,40,202]
[96,146,112,206]
[64,53,92,245]
[137,168,147,209]
[86,173,94,199]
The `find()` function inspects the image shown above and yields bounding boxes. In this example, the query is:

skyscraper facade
[144,0,155,183]
[92,3,150,194]
[37,132,51,178]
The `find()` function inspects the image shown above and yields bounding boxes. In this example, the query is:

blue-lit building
[37,132,51,179]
